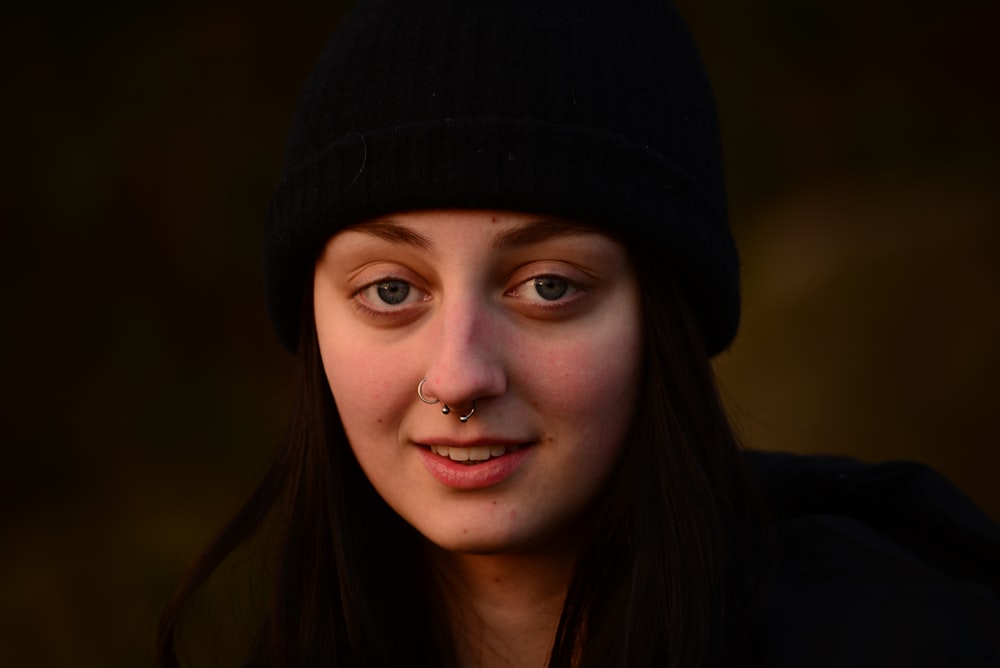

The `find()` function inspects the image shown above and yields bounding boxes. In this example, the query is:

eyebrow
[489,219,599,254]
[348,219,433,250]
[350,216,598,254]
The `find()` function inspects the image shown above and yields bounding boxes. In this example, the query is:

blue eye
[511,275,578,305]
[357,279,423,309]
[375,280,410,305]
[532,277,568,301]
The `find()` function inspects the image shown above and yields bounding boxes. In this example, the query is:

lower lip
[416,445,533,489]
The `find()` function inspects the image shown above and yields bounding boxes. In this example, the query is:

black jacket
[748,451,1000,667]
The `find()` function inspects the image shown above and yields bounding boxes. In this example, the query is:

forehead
[332,209,618,253]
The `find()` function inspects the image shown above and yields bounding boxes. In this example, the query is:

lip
[414,439,534,490]
[416,436,526,448]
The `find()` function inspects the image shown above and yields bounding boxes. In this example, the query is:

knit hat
[265,0,739,355]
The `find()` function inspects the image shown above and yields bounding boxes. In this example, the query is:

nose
[420,295,507,412]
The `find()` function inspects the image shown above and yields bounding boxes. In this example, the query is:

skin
[313,209,643,666]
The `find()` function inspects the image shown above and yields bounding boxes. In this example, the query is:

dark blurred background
[2,1,997,665]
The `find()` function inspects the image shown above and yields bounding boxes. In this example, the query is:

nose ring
[417,378,439,405]
[443,401,476,423]
[417,378,476,423]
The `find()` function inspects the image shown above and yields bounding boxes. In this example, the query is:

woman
[159,1,1000,666]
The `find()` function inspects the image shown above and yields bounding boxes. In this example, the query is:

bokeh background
[3,1,997,665]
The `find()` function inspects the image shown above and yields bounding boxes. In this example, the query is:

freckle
[491,216,497,223]
[508,511,517,520]
[492,500,497,505]
[494,577,501,583]
[547,435,554,443]
[463,528,469,534]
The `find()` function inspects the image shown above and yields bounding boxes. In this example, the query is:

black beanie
[265,0,739,355]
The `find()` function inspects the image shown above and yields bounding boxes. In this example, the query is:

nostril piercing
[417,378,440,405]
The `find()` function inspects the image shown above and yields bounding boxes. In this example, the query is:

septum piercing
[417,378,476,423]
[444,401,476,423]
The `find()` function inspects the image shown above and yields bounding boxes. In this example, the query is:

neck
[426,543,575,668]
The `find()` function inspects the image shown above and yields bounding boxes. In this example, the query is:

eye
[531,276,569,301]
[356,278,425,309]
[513,275,577,303]
[374,280,410,304]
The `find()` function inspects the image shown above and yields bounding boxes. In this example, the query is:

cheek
[526,320,643,437]
[319,341,407,478]
[316,322,409,430]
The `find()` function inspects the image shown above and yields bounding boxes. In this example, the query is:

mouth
[415,439,534,489]
[426,443,524,465]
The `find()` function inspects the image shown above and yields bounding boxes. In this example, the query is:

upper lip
[414,437,530,448]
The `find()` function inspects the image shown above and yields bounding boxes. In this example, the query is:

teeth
[468,446,491,461]
[430,444,521,463]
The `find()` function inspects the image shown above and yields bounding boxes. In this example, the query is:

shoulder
[745,451,1000,668]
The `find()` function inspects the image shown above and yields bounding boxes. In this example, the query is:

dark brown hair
[158,246,767,667]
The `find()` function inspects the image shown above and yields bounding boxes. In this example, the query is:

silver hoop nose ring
[417,378,439,405]
[418,378,476,423]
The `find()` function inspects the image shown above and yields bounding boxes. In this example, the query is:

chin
[418,518,580,558]
[422,527,526,555]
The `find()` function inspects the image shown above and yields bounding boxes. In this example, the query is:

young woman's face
[314,210,643,555]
